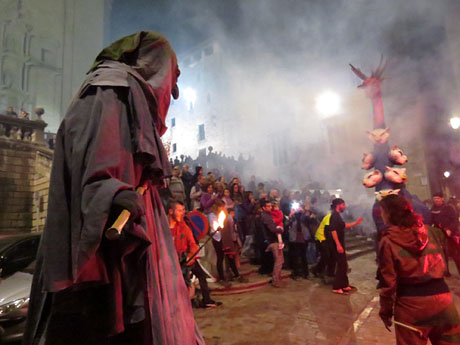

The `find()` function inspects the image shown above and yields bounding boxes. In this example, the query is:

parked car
[0,262,34,343]
[0,234,41,343]
[0,234,40,278]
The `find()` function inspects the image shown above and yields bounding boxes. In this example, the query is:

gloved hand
[112,190,145,220]
[379,311,393,332]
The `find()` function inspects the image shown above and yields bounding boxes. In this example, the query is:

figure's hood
[384,224,428,254]
[89,31,180,136]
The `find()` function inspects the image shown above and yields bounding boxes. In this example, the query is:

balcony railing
[0,114,47,146]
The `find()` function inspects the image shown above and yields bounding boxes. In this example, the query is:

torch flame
[218,211,226,228]
[212,211,227,231]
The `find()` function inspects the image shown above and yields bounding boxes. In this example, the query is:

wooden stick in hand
[105,185,148,240]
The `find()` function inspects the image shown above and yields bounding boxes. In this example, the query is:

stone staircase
[345,231,376,260]
[206,231,376,295]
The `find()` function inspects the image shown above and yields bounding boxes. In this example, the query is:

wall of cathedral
[0,0,109,133]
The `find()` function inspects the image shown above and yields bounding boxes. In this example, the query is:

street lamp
[315,91,341,117]
[450,116,460,130]
[444,171,451,178]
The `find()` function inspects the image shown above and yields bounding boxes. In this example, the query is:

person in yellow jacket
[312,212,332,281]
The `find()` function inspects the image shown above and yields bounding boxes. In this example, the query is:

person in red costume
[378,194,460,345]
[23,32,205,345]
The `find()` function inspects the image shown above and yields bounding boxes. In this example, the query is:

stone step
[347,247,376,260]
[208,270,292,295]
[346,239,375,251]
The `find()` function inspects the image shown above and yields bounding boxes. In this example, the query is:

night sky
[110,0,240,53]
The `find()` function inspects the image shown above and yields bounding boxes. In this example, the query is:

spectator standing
[200,183,217,214]
[280,190,292,217]
[247,175,256,193]
[6,106,17,117]
[191,166,203,187]
[222,188,234,209]
[255,183,266,200]
[431,192,460,276]
[329,198,363,294]
[312,212,332,281]
[181,164,194,210]
[288,207,310,280]
[260,199,285,288]
[190,175,206,210]
[168,166,186,203]
[239,191,256,239]
[230,182,244,205]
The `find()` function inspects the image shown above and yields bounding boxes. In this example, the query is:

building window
[171,118,176,127]
[198,124,205,141]
[172,143,177,153]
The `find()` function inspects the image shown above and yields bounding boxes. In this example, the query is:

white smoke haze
[110,0,458,203]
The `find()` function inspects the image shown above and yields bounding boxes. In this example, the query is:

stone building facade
[0,115,52,233]
[0,0,110,133]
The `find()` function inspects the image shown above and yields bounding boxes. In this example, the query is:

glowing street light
[444,171,451,178]
[183,87,196,111]
[315,91,341,117]
[450,116,460,130]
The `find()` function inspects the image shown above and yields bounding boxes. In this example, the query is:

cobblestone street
[194,253,460,345]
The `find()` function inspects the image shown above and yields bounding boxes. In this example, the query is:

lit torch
[186,210,227,265]
[213,210,226,231]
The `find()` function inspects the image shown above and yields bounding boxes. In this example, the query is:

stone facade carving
[0,0,108,132]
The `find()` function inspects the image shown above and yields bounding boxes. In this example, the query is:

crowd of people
[165,163,460,344]
[163,164,367,308]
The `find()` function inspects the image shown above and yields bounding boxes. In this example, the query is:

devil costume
[23,32,205,345]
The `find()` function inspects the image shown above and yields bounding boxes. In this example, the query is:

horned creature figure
[351,57,406,191]
[351,57,430,229]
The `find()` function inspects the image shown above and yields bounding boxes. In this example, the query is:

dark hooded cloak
[23,31,204,345]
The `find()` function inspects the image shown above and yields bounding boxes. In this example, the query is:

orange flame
[212,211,227,231]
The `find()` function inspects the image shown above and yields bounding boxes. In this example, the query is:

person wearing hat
[329,198,363,294]
[23,31,204,345]
[431,192,460,277]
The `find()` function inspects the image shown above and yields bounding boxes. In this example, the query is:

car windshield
[0,237,23,252]
[20,261,36,274]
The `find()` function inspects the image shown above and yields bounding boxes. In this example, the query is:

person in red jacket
[168,200,221,308]
[378,194,460,345]
[270,201,285,230]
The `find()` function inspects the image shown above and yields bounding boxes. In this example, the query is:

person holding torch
[208,200,247,286]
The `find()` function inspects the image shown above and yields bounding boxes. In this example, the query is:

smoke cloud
[110,0,458,205]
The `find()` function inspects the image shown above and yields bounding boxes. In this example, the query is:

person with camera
[288,203,310,280]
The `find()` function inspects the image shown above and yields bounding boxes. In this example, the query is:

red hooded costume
[23,32,205,345]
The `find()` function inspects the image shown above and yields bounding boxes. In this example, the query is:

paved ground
[194,254,460,345]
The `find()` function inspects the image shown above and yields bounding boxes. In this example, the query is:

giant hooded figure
[23,32,205,345]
